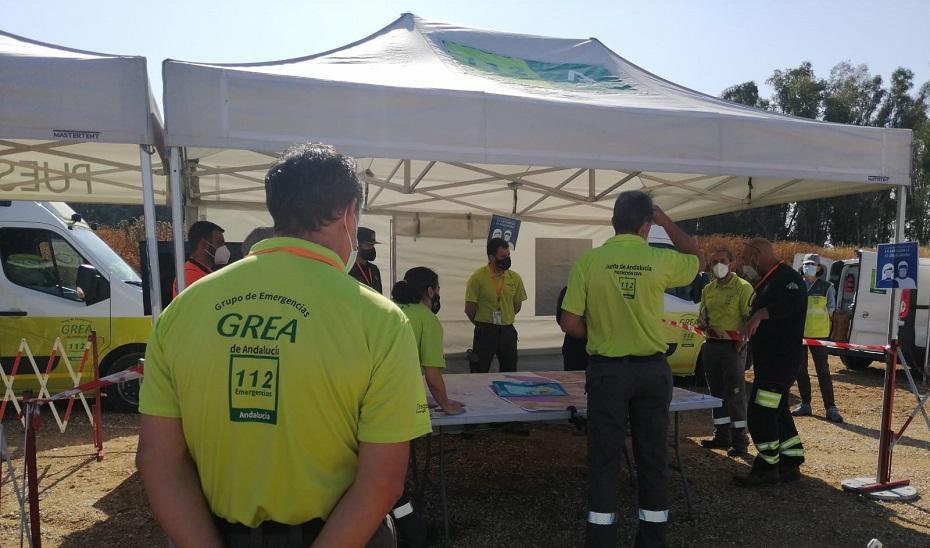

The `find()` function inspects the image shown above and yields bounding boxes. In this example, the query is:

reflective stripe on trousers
[754,389,781,409]
[587,511,617,525]
[391,501,414,519]
[639,509,669,523]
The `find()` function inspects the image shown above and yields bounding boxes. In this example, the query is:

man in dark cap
[349,227,383,294]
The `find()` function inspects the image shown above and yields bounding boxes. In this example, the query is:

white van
[827,249,929,374]
[0,201,149,411]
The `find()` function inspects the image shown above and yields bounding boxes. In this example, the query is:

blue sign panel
[487,215,521,249]
[876,241,919,289]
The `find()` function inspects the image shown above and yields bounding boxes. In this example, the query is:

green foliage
[720,81,771,110]
[767,61,826,119]
[68,203,173,227]
[823,62,884,125]
[704,61,930,245]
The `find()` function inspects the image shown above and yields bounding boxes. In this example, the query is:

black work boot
[700,436,731,449]
[733,458,780,487]
[778,461,803,483]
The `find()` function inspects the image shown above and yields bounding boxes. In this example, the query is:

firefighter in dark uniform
[737,238,808,486]
[348,227,382,294]
[560,190,703,548]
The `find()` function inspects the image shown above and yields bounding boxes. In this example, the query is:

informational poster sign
[875,241,919,289]
[487,214,521,249]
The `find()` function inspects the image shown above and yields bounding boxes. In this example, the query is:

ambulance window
[649,241,697,300]
[0,228,85,301]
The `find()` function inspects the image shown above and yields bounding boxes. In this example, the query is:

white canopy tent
[0,30,168,310]
[161,13,913,353]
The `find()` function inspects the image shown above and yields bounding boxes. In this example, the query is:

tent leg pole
[169,147,187,297]
[140,146,162,321]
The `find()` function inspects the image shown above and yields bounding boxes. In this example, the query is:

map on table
[492,381,568,397]
[493,372,588,412]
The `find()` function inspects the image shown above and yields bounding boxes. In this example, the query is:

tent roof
[163,13,913,223]
[0,30,166,204]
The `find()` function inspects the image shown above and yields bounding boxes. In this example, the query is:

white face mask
[209,244,231,266]
[802,265,817,277]
[344,204,359,273]
[712,263,729,279]
[742,265,760,282]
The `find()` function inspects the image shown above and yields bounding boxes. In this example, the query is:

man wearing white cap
[792,253,843,423]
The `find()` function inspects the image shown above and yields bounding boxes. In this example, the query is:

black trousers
[562,335,589,371]
[796,344,836,409]
[470,322,518,373]
[585,356,672,548]
[702,340,749,449]
[749,352,805,468]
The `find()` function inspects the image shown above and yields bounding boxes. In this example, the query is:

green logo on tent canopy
[442,40,635,92]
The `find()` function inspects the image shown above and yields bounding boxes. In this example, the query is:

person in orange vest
[172,220,227,298]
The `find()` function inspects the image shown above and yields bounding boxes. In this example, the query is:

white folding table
[417,370,722,543]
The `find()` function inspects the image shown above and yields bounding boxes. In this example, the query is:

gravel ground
[1,355,929,547]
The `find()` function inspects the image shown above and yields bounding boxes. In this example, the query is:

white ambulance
[0,201,149,411]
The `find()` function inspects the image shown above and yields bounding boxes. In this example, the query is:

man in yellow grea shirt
[560,190,703,548]
[464,237,528,373]
[136,143,432,547]
[697,247,754,458]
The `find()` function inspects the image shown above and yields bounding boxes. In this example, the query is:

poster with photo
[876,241,918,289]
[487,214,521,249]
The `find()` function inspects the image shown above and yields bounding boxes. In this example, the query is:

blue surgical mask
[802,265,817,277]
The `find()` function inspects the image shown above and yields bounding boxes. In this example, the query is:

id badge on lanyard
[492,309,502,325]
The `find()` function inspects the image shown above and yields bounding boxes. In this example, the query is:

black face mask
[430,293,441,314]
[495,257,512,271]
[359,248,376,262]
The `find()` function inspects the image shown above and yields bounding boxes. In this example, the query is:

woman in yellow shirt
[391,267,465,415]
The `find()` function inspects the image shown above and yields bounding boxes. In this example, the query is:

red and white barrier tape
[39,365,144,405]
[661,319,887,353]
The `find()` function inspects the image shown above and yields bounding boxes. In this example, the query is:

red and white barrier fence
[0,331,142,547]
[661,318,888,353]
[39,365,143,405]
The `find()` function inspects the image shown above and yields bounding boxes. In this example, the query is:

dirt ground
[1,356,929,547]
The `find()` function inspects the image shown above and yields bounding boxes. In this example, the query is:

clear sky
[3,0,929,109]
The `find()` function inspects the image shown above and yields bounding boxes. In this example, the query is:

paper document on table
[492,381,568,397]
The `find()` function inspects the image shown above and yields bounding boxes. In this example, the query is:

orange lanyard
[753,261,785,292]
[490,268,507,307]
[354,260,373,286]
[251,246,343,270]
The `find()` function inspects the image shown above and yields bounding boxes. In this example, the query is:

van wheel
[103,353,144,413]
[840,355,873,370]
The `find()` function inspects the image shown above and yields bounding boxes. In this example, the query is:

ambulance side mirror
[76,264,110,306]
